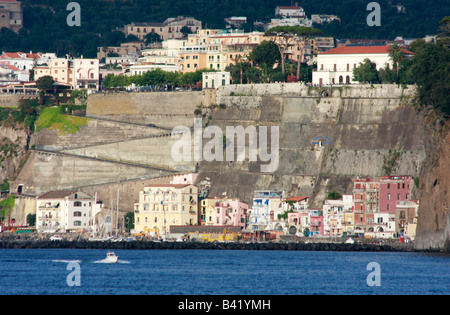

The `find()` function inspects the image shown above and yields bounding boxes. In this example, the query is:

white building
[366,212,396,239]
[247,190,284,231]
[36,190,94,233]
[225,16,247,29]
[323,195,353,237]
[267,17,312,29]
[129,63,178,76]
[202,71,230,89]
[312,44,414,85]
[275,5,306,18]
[105,55,139,66]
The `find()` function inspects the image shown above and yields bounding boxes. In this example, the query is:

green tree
[27,213,36,226]
[180,26,193,38]
[410,40,450,118]
[144,32,162,44]
[327,191,342,200]
[353,58,378,83]
[388,44,405,83]
[36,75,54,93]
[35,75,54,105]
[265,26,322,78]
[249,40,280,82]
[377,65,397,83]
[124,211,134,232]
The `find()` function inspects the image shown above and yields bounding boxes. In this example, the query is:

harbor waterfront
[0,238,419,252]
[0,248,448,295]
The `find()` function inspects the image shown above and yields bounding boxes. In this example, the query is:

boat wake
[93,259,130,264]
[52,259,83,263]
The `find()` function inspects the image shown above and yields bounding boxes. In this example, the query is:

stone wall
[87,91,202,127]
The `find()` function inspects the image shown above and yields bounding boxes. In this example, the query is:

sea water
[0,248,448,295]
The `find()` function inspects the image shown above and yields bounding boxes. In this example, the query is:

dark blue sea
[0,249,448,295]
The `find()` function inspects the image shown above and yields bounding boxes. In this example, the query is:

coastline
[0,238,428,252]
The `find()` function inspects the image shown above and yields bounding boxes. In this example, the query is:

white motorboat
[104,251,118,263]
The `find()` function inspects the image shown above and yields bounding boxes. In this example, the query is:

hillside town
[0,1,437,102]
[0,0,445,248]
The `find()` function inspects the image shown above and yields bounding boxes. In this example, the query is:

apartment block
[248,190,284,231]
[36,190,94,233]
[323,195,353,237]
[134,184,198,235]
[34,57,99,90]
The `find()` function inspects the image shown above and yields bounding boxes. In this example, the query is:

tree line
[102,68,215,89]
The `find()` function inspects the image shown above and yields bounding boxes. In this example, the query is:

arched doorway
[289,226,297,235]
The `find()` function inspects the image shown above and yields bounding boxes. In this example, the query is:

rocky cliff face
[0,124,29,183]
[415,117,450,251]
[197,84,426,207]
[11,83,449,251]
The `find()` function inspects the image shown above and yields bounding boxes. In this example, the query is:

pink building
[215,199,249,228]
[379,176,413,213]
[309,209,324,236]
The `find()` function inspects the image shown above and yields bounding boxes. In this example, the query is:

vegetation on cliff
[0,195,16,221]
[36,107,88,135]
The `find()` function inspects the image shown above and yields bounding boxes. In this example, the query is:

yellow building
[178,46,207,73]
[342,212,355,236]
[200,198,219,225]
[134,184,198,235]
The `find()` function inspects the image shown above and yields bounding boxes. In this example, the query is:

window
[73,211,82,217]
[74,201,82,207]
[387,193,390,200]
[74,221,82,226]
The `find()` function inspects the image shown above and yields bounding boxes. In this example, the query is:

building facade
[312,44,414,85]
[379,175,413,213]
[247,190,284,231]
[0,0,22,33]
[36,191,94,233]
[134,184,198,235]
[202,71,230,89]
[323,195,353,236]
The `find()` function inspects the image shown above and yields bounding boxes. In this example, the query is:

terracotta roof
[2,52,21,58]
[320,44,414,55]
[286,196,309,202]
[37,190,92,199]
[5,65,20,71]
